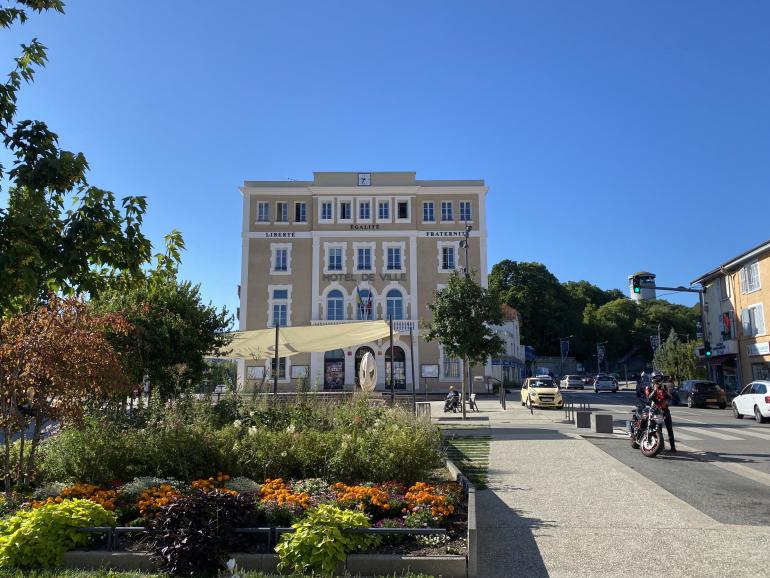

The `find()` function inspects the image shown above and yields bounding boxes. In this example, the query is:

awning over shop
[219,321,397,360]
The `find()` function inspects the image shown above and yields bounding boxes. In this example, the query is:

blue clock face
[358,173,371,186]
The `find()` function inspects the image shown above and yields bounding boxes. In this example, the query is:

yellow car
[521,376,564,409]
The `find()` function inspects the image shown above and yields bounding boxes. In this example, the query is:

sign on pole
[560,339,570,359]
[596,343,606,363]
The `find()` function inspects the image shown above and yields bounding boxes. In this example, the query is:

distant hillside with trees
[489,260,700,362]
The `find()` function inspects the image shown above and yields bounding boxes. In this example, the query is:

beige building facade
[693,238,770,391]
[238,172,489,392]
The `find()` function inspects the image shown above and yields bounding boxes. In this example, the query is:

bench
[464,393,479,412]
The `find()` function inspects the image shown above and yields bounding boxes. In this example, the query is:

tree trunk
[16,422,24,486]
[461,356,467,420]
[24,409,44,485]
[3,427,11,494]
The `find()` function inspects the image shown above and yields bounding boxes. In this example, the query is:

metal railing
[564,401,591,422]
[76,525,447,551]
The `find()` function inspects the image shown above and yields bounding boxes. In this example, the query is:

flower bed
[0,475,466,575]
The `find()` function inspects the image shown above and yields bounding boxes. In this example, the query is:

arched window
[357,289,373,320]
[386,289,403,320]
[327,290,344,320]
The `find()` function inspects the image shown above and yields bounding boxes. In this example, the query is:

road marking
[677,443,770,488]
[678,426,742,441]
[675,416,708,424]
[672,430,703,441]
[720,427,770,441]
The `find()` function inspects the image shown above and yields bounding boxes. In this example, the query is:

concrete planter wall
[61,551,467,577]
[60,463,477,578]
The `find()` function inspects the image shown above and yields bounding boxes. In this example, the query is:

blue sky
[3,0,769,315]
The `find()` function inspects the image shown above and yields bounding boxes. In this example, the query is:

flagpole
[389,315,394,406]
[273,323,279,396]
[409,325,416,415]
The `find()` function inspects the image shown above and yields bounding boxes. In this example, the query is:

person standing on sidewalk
[646,375,677,453]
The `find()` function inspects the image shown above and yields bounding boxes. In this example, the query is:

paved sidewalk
[432,396,770,578]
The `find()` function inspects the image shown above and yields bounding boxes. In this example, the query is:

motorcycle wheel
[640,431,664,457]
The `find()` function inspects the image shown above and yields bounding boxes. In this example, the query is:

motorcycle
[444,394,460,413]
[627,401,665,457]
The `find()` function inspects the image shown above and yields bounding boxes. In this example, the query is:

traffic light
[703,342,713,357]
[632,275,641,294]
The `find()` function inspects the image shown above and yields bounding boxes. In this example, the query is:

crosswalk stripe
[718,427,770,441]
[672,430,703,441]
[678,426,742,441]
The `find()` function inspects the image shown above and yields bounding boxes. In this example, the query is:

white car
[732,380,770,423]
[560,375,585,389]
[593,374,618,393]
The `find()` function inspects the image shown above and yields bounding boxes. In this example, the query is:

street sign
[560,339,570,358]
[596,343,605,363]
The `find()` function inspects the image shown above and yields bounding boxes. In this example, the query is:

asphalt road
[509,387,770,527]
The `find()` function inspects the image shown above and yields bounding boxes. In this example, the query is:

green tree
[93,233,233,399]
[489,260,572,355]
[0,2,152,315]
[425,271,504,418]
[653,328,697,384]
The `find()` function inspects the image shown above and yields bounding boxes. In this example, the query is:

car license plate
[707,398,716,403]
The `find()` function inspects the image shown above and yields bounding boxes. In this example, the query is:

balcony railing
[311,319,419,332]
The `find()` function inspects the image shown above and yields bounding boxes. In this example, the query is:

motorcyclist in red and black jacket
[646,376,677,453]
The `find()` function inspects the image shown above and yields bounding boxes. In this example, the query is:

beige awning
[219,321,397,360]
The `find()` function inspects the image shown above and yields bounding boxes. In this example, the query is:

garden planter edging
[60,551,466,576]
[446,458,477,578]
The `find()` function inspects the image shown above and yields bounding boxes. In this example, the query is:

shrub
[0,499,116,569]
[144,491,261,576]
[275,504,381,575]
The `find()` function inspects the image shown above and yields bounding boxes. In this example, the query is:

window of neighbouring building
[257,201,269,222]
[271,288,289,327]
[359,200,371,220]
[397,200,409,220]
[387,247,401,270]
[752,363,770,380]
[423,201,435,222]
[271,357,287,379]
[378,201,389,220]
[441,201,453,222]
[740,260,761,294]
[328,247,343,271]
[459,200,472,222]
[340,201,352,220]
[357,247,372,271]
[273,248,288,272]
[326,289,345,321]
[443,356,460,378]
[719,275,732,300]
[742,303,766,337]
[442,246,455,270]
[386,289,404,320]
[276,202,288,223]
[721,310,736,340]
[321,201,333,221]
[294,202,307,223]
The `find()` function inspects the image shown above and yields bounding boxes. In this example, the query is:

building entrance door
[324,349,345,390]
[354,347,375,388]
[385,346,406,390]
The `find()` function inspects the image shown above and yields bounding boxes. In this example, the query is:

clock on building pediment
[357,173,371,186]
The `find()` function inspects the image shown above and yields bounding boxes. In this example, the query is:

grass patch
[444,435,491,489]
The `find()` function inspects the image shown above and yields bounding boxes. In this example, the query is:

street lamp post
[459,225,472,401]
[558,335,573,378]
[596,341,608,374]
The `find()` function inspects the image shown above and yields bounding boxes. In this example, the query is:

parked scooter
[627,401,665,457]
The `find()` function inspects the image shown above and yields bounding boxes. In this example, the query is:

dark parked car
[672,380,727,409]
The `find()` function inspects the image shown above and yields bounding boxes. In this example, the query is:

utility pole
[460,225,472,406]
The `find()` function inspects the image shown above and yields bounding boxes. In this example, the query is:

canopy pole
[409,325,416,415]
[273,324,279,396]
[389,315,394,406]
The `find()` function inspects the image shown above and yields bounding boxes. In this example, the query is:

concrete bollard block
[415,402,431,421]
[574,411,591,428]
[592,413,614,433]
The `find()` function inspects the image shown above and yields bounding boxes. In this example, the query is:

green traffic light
[634,287,641,293]
[705,350,712,357]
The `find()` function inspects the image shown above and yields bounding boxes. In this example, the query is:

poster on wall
[291,365,308,379]
[421,364,439,379]
[247,366,264,380]
[325,361,344,389]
